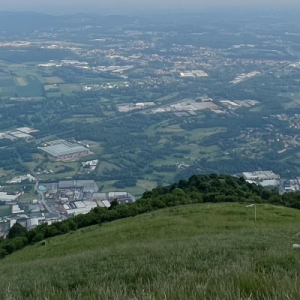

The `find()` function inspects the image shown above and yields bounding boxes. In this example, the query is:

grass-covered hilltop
[1,174,300,299]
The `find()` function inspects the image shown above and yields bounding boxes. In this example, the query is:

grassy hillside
[1,203,300,299]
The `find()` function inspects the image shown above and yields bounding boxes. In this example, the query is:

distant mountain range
[0,11,136,35]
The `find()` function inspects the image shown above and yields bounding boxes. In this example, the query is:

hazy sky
[0,0,299,14]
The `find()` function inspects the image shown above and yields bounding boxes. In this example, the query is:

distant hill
[0,12,56,33]
[0,11,136,34]
[0,11,50,17]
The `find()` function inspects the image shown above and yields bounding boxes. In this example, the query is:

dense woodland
[1,174,300,259]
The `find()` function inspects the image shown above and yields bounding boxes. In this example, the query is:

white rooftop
[28,218,39,227]
[10,131,31,138]
[0,192,19,202]
[17,127,38,134]
[12,205,24,214]
[74,201,86,208]
[102,200,111,208]
[243,171,280,181]
[40,141,88,157]
[259,180,280,187]
[108,192,127,197]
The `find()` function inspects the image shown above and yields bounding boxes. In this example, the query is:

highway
[35,180,49,211]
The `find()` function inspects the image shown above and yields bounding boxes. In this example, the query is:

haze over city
[0,0,299,14]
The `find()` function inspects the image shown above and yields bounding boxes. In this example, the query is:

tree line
[1,174,300,260]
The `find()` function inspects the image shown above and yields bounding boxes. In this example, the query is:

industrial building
[10,131,32,139]
[39,140,90,160]
[117,102,155,113]
[243,171,280,181]
[180,70,208,78]
[12,205,24,214]
[63,200,98,215]
[6,174,36,184]
[17,127,39,134]
[242,171,280,187]
[58,180,98,193]
[38,179,135,217]
[0,192,21,203]
[259,180,280,187]
[0,127,38,141]
[284,178,300,192]
[92,191,136,204]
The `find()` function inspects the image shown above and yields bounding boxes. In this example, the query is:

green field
[97,161,119,173]
[40,76,65,84]
[249,105,264,112]
[187,127,226,142]
[159,124,185,133]
[19,190,37,202]
[151,126,225,163]
[99,179,157,197]
[23,154,45,171]
[59,83,82,96]
[46,91,62,98]
[38,161,80,180]
[62,116,102,123]
[0,75,44,98]
[136,179,157,191]
[156,92,179,102]
[0,205,11,217]
[2,203,300,299]
[0,167,10,178]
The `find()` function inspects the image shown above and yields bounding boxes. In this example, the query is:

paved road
[292,135,300,146]
[34,179,49,211]
[34,178,62,217]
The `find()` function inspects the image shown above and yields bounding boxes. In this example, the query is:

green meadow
[1,203,300,299]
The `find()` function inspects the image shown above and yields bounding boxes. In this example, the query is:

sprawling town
[0,11,300,235]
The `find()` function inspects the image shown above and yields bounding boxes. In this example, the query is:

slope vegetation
[1,202,300,300]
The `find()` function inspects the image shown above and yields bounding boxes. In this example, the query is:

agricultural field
[0,205,11,217]
[45,91,62,98]
[187,127,226,142]
[14,77,27,86]
[41,77,65,84]
[99,179,157,197]
[0,74,44,98]
[159,124,185,133]
[249,105,264,112]
[37,161,80,181]
[59,83,82,96]
[97,161,119,173]
[156,92,180,102]
[23,154,47,171]
[0,168,9,178]
[19,190,37,202]
[44,85,59,92]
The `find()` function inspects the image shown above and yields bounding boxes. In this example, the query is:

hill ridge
[0,173,299,261]
[1,202,300,299]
